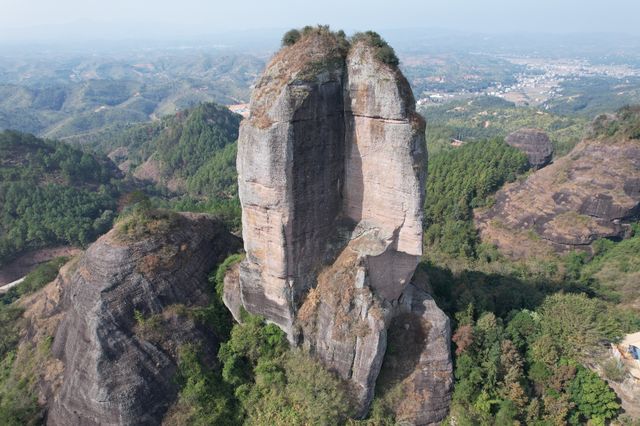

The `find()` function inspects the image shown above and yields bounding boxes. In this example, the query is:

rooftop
[622,331,640,348]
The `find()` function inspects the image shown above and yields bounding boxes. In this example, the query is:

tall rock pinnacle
[225,28,452,423]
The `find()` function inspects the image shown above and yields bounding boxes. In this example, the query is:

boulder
[46,213,240,425]
[505,128,554,169]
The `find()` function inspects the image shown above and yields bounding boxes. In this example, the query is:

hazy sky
[2,0,640,41]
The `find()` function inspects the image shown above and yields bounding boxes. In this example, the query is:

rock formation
[476,136,640,258]
[224,29,452,422]
[40,212,240,425]
[379,274,454,424]
[505,128,554,169]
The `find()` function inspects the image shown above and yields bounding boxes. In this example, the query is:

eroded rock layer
[47,213,240,426]
[236,34,346,332]
[476,138,640,258]
[228,31,452,423]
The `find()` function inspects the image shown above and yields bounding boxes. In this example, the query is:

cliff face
[476,137,640,258]
[227,30,452,422]
[236,33,346,331]
[44,213,240,425]
[342,41,426,300]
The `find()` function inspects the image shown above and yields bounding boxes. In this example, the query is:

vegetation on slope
[114,201,182,243]
[424,138,529,257]
[0,257,69,425]
[578,225,640,309]
[68,102,243,230]
[422,96,588,156]
[591,104,640,140]
[0,130,122,266]
[350,31,399,66]
[448,294,626,425]
[429,225,640,425]
[165,256,356,425]
[421,107,640,424]
[280,25,398,67]
[0,257,68,305]
[88,102,240,177]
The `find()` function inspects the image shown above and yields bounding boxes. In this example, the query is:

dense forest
[424,138,529,257]
[86,102,243,229]
[86,102,240,175]
[0,103,244,268]
[0,131,122,266]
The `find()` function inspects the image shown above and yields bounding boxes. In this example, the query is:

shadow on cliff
[375,311,428,394]
[341,89,365,223]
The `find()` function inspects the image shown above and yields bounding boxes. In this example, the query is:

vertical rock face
[343,41,426,301]
[383,279,454,425]
[236,34,346,332]
[228,30,452,423]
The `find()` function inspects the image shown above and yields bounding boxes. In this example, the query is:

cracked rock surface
[505,128,554,169]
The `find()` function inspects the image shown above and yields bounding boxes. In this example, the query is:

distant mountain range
[0,51,263,138]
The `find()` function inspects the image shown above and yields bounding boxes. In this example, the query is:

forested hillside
[424,138,529,257]
[89,102,242,228]
[0,50,263,139]
[422,96,588,156]
[420,106,640,424]
[0,131,122,266]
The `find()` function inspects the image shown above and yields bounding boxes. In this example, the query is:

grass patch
[115,203,181,242]
[0,336,54,425]
[214,253,245,298]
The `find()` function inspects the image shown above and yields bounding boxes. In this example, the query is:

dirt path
[0,277,25,294]
[0,246,81,286]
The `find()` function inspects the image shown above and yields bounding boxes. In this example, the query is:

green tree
[569,366,620,425]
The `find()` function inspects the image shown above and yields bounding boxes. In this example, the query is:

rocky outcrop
[476,138,640,258]
[44,212,240,425]
[380,279,454,425]
[505,128,554,169]
[226,29,452,423]
[234,32,347,331]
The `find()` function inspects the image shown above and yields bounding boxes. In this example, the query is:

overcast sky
[2,0,640,41]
